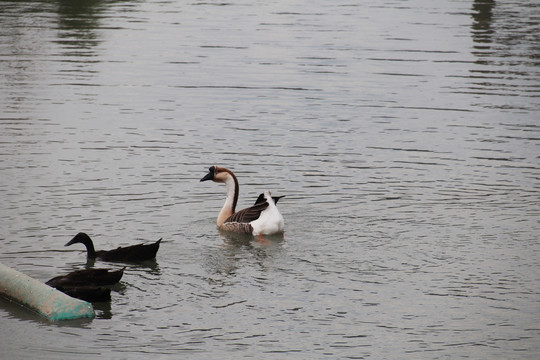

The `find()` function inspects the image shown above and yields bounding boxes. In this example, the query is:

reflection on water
[471,0,495,44]
[1,0,539,359]
[203,233,286,278]
[468,0,540,108]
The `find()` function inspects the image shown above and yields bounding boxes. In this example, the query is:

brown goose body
[65,232,161,262]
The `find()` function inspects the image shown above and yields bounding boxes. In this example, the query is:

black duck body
[46,268,124,288]
[55,285,112,303]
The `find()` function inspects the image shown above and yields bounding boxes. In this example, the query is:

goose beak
[200,168,215,182]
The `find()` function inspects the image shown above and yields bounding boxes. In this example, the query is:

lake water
[1,0,539,358]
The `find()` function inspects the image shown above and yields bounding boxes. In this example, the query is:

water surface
[1,0,539,359]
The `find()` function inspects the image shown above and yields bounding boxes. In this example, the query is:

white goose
[200,166,285,235]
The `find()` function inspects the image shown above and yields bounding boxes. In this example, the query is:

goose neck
[217,172,239,226]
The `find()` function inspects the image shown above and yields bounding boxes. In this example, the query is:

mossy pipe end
[0,262,95,321]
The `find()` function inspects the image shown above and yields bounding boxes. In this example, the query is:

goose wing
[225,202,269,224]
[254,193,285,205]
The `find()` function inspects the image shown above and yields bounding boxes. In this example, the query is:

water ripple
[1,0,540,359]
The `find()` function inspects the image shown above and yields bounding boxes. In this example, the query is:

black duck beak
[200,167,215,182]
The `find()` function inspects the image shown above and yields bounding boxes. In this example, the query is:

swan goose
[200,166,285,235]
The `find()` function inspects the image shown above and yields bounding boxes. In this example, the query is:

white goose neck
[217,172,238,226]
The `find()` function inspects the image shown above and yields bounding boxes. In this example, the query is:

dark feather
[254,193,285,205]
[46,268,124,288]
[55,286,111,302]
[65,232,161,262]
[225,201,269,224]
[96,241,161,262]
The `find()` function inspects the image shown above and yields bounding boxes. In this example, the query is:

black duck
[65,232,161,262]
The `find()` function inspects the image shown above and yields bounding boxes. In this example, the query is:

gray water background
[1,0,539,359]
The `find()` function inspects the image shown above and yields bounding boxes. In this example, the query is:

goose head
[200,166,234,183]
